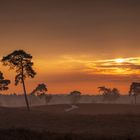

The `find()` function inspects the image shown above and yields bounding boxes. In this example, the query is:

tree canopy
[2,50,36,85]
[0,71,10,91]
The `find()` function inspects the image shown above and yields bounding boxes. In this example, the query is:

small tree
[31,83,52,104]
[98,86,111,96]
[129,82,140,104]
[31,83,48,97]
[2,50,36,111]
[112,88,120,96]
[69,90,81,105]
[98,86,120,102]
[0,71,10,91]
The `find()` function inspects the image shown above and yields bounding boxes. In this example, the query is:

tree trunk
[22,78,30,111]
[21,63,30,111]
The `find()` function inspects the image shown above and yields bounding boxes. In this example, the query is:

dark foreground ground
[0,104,140,140]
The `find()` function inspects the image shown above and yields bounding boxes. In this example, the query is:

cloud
[91,58,140,74]
[56,56,140,75]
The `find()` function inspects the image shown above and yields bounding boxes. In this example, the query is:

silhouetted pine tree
[2,50,36,111]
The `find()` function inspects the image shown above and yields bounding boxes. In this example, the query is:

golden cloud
[56,56,140,75]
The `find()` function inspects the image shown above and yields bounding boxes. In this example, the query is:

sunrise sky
[0,0,140,94]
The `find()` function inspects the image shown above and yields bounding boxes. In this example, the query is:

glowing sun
[115,58,125,63]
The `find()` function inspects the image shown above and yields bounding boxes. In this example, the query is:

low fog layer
[0,94,139,107]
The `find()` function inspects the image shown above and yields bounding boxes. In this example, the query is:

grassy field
[0,104,140,139]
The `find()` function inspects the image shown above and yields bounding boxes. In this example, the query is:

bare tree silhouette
[0,71,10,91]
[129,82,140,104]
[2,50,36,111]
[69,90,81,105]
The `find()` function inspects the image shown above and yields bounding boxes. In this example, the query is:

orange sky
[0,0,140,95]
